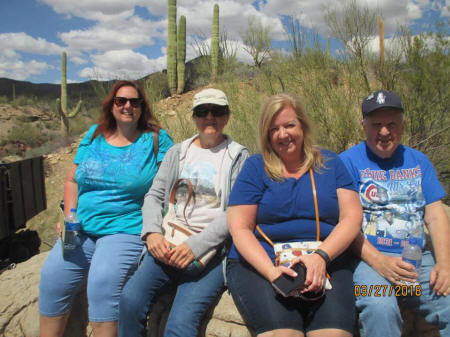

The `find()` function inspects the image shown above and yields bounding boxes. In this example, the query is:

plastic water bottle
[402,238,422,286]
[402,238,422,269]
[64,208,80,251]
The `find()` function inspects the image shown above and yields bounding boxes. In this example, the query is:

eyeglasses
[113,97,143,108]
[193,105,229,118]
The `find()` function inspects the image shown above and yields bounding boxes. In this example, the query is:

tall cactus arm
[167,0,177,95]
[177,15,186,94]
[211,4,219,82]
[56,51,83,136]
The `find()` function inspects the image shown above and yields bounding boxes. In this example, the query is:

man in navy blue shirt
[340,90,450,337]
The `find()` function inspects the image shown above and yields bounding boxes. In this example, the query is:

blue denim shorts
[39,232,143,322]
[226,252,356,334]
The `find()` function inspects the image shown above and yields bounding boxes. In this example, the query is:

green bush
[7,123,48,147]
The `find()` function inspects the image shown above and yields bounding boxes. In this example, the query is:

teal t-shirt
[74,125,173,235]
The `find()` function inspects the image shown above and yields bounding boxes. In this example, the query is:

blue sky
[0,0,448,84]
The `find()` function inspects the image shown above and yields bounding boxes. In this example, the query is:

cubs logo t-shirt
[340,142,446,254]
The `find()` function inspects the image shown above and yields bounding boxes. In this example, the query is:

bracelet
[314,249,331,266]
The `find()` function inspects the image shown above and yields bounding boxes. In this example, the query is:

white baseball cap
[192,88,229,110]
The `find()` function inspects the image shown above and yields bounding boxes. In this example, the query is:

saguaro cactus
[56,52,82,137]
[167,0,177,96]
[177,15,186,94]
[211,4,219,82]
[378,16,385,67]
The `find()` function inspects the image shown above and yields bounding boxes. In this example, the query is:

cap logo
[376,92,386,104]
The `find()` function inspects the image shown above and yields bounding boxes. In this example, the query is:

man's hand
[430,263,450,296]
[372,254,418,284]
[168,243,195,269]
[146,233,171,264]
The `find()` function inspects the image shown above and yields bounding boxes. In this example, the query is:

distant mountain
[0,78,99,101]
[0,56,213,101]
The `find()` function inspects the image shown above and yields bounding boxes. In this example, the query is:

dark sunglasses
[113,97,143,108]
[193,105,229,118]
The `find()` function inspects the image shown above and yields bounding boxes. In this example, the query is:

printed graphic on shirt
[77,144,147,189]
[175,160,222,231]
[359,166,426,253]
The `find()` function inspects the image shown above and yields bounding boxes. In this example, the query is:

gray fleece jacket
[141,134,249,259]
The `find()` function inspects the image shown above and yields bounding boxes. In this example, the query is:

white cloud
[79,50,165,80]
[41,0,139,22]
[261,0,428,37]
[0,58,49,81]
[59,16,165,53]
[71,56,88,65]
[0,33,63,55]
[0,33,58,81]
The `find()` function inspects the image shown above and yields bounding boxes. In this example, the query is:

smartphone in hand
[271,263,306,297]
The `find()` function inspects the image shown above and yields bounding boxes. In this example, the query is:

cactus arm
[211,4,219,82]
[177,15,186,94]
[167,0,177,96]
[57,51,83,136]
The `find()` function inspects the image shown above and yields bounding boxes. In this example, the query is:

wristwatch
[314,249,331,266]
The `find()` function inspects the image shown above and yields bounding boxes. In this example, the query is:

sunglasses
[193,105,229,118]
[113,97,143,108]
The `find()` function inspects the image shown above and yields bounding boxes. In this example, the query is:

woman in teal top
[39,80,173,337]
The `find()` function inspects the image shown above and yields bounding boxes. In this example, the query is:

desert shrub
[44,119,60,130]
[15,115,38,123]
[221,81,265,154]
[145,73,170,104]
[13,95,37,107]
[154,99,196,144]
[0,96,8,104]
[7,123,48,147]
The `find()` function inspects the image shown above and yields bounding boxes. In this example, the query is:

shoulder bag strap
[256,168,320,246]
[152,131,159,166]
[309,168,320,241]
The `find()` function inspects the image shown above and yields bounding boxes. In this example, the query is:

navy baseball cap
[362,90,403,118]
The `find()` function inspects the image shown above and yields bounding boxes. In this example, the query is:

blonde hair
[258,93,323,181]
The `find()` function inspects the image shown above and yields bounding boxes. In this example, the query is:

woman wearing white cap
[119,88,249,337]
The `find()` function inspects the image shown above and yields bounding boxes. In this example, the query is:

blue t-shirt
[74,125,174,235]
[228,150,357,262]
[339,142,446,254]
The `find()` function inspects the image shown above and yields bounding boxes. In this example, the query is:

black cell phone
[271,263,306,297]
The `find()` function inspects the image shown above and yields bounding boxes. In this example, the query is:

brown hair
[92,80,161,141]
[258,93,323,181]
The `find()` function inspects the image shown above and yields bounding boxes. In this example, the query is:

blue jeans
[118,251,225,337]
[227,253,355,335]
[354,251,450,337]
[39,233,143,322]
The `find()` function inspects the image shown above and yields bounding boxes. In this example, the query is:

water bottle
[402,238,422,269]
[64,208,80,251]
[402,238,422,286]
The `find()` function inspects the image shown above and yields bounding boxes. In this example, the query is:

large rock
[0,252,441,337]
[0,252,89,337]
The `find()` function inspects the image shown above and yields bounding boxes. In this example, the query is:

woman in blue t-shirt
[227,93,362,337]
[39,80,173,337]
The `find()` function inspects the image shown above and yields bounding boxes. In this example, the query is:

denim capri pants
[226,252,356,335]
[39,232,143,322]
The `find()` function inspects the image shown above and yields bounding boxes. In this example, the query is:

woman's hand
[268,265,299,283]
[293,253,327,294]
[56,222,62,237]
[168,243,195,269]
[146,233,171,263]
